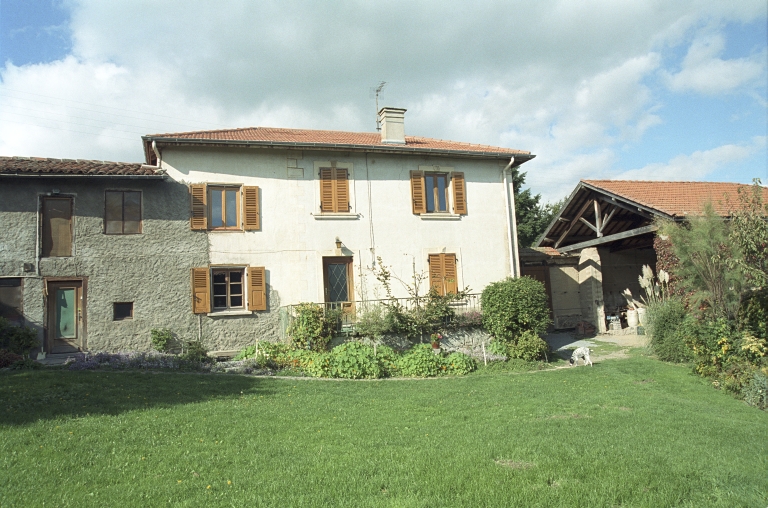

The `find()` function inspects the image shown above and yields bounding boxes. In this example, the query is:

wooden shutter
[411,171,426,214]
[443,254,458,294]
[189,184,207,230]
[335,169,349,212]
[452,172,467,215]
[319,168,335,212]
[248,266,267,311]
[243,186,260,230]
[191,267,210,314]
[428,254,445,296]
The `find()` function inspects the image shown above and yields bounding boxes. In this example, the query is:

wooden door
[47,280,85,353]
[322,257,355,315]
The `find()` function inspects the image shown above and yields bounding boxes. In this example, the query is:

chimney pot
[378,107,407,144]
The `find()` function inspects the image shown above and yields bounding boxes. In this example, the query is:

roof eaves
[145,136,534,161]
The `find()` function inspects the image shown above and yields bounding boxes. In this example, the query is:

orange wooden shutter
[319,168,335,212]
[443,254,458,294]
[190,184,207,230]
[248,266,267,311]
[411,171,426,214]
[243,186,260,230]
[428,254,445,296]
[335,169,349,212]
[452,172,467,215]
[191,267,210,314]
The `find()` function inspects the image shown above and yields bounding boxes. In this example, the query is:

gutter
[0,173,167,180]
[144,136,536,162]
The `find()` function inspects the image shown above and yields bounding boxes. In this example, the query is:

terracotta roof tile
[145,127,531,155]
[0,156,160,176]
[583,180,768,217]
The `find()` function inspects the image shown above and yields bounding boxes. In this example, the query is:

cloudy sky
[1,0,766,201]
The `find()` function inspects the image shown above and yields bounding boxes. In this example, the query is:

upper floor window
[209,186,240,230]
[105,191,142,234]
[410,167,467,215]
[189,184,260,231]
[319,167,350,213]
[42,196,73,257]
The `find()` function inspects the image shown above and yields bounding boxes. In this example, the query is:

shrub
[0,349,23,368]
[234,344,258,361]
[0,317,38,356]
[150,328,175,353]
[287,303,336,351]
[329,342,381,379]
[354,304,391,340]
[374,345,399,377]
[742,371,768,410]
[507,330,549,362]
[181,340,210,363]
[481,276,551,345]
[444,352,477,375]
[646,298,693,363]
[739,288,768,340]
[10,358,41,370]
[396,344,443,377]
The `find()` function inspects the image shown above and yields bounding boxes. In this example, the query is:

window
[319,167,349,213]
[189,184,260,231]
[428,253,458,296]
[191,266,267,313]
[212,269,244,309]
[105,191,141,234]
[0,278,23,323]
[113,302,133,321]
[42,197,73,257]
[410,169,467,215]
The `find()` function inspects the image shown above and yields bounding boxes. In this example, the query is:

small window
[209,186,240,230]
[42,197,73,257]
[319,167,350,213]
[212,269,244,310]
[0,278,23,323]
[113,302,133,321]
[105,191,142,234]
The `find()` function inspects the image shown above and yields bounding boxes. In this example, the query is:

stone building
[0,157,208,354]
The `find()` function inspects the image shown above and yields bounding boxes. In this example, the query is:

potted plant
[430,332,443,350]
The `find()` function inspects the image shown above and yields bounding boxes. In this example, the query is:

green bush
[739,288,768,340]
[287,303,337,351]
[150,328,175,353]
[0,317,39,356]
[10,358,41,370]
[374,345,399,377]
[354,305,391,340]
[328,342,381,379]
[481,276,550,346]
[0,349,24,368]
[396,344,443,377]
[646,298,693,363]
[507,330,549,361]
[742,371,768,410]
[181,340,210,363]
[444,352,477,375]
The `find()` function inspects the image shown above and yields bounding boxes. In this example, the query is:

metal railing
[280,293,482,337]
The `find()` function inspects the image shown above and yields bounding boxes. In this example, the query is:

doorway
[46,280,85,353]
[322,256,354,314]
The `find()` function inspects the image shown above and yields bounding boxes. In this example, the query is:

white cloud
[613,136,767,181]
[0,0,765,197]
[665,32,766,94]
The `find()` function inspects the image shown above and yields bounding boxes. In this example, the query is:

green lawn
[1,356,766,507]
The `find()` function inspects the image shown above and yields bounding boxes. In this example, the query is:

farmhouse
[1,108,536,355]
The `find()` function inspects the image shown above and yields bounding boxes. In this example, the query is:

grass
[1,355,767,507]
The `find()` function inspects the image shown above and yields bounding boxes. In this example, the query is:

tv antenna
[372,81,386,131]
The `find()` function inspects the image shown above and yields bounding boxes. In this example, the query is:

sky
[0,0,766,202]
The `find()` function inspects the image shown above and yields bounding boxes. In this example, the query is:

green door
[47,281,83,353]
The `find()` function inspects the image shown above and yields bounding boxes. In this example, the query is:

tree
[727,180,768,288]
[658,203,744,320]
[513,169,565,247]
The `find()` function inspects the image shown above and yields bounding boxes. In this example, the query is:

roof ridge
[583,179,758,186]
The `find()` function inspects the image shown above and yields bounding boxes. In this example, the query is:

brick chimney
[378,107,406,144]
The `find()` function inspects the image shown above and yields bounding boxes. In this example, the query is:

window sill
[207,309,253,317]
[312,213,360,220]
[419,213,462,221]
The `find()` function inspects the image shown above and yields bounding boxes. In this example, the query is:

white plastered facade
[161,146,518,308]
